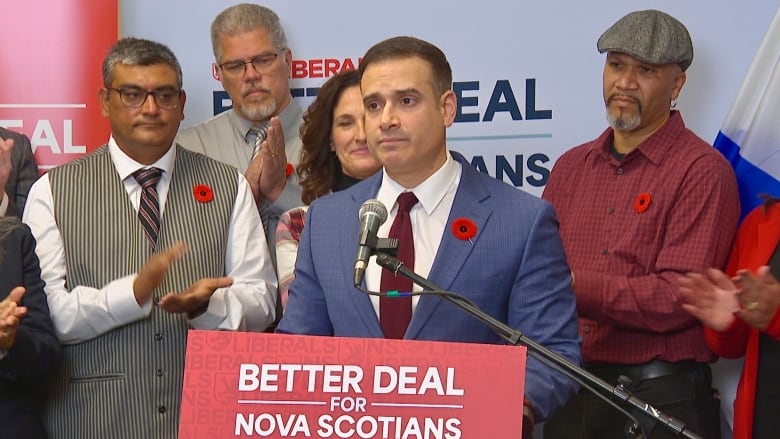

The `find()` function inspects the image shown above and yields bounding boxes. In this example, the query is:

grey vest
[44,145,237,439]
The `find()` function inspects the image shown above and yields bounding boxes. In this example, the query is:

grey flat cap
[597,10,693,71]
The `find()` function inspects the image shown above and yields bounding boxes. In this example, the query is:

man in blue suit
[277,36,581,436]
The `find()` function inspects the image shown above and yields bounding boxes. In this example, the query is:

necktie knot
[248,124,269,160]
[249,124,269,153]
[133,167,163,246]
[133,167,162,190]
[396,192,418,214]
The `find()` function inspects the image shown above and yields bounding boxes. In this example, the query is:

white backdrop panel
[121,0,780,196]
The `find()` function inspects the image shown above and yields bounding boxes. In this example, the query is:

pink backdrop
[0,0,117,172]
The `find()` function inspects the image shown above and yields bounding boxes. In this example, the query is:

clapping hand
[678,268,740,331]
[733,266,780,331]
[133,242,188,305]
[0,287,27,350]
[257,117,287,203]
[158,277,233,318]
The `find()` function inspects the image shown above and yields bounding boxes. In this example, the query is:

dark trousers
[543,361,721,439]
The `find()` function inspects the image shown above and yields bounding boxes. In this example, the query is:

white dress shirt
[0,192,8,216]
[22,137,277,344]
[365,152,462,318]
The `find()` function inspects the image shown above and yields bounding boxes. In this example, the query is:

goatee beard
[606,109,641,131]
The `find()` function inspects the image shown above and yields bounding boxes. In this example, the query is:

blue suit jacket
[277,152,581,420]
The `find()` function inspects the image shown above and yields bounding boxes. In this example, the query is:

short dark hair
[359,36,452,97]
[298,69,361,205]
[102,37,182,88]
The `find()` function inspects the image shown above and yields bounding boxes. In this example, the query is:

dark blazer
[0,221,61,439]
[277,151,581,420]
[0,127,38,217]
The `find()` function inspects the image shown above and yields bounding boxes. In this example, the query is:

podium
[178,330,526,438]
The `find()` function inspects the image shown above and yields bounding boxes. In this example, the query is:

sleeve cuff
[106,275,152,324]
[189,289,227,329]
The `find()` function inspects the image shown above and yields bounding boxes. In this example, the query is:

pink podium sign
[179,330,526,438]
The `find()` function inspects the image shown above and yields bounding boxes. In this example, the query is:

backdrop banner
[0,0,116,172]
[120,0,780,197]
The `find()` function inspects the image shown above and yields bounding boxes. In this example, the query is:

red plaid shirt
[543,111,739,364]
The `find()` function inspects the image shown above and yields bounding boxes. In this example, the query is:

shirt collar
[591,110,686,166]
[227,110,255,145]
[377,152,460,216]
[228,98,304,144]
[108,135,176,181]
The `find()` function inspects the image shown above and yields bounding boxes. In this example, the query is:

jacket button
[155,332,163,341]
[158,405,166,414]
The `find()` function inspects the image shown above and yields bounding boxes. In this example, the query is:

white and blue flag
[715,7,780,220]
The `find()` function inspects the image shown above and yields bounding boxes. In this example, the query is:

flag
[714,6,780,220]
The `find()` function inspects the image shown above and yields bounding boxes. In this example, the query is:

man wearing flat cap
[542,10,738,438]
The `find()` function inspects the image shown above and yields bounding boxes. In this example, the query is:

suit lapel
[343,174,386,337]
[406,156,491,339]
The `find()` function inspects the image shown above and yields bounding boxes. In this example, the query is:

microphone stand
[373,252,703,439]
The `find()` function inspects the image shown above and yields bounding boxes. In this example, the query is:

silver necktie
[250,124,269,159]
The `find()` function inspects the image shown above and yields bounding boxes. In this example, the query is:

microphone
[354,199,388,287]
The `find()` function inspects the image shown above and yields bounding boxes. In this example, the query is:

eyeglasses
[218,52,281,78]
[107,87,183,109]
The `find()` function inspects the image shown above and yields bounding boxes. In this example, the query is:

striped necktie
[248,123,271,234]
[250,124,269,159]
[133,167,163,246]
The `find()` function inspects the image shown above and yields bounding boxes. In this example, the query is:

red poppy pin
[634,192,651,213]
[285,163,294,178]
[193,184,214,203]
[452,217,478,242]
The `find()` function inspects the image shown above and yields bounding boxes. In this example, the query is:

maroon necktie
[380,192,418,339]
[133,167,163,246]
